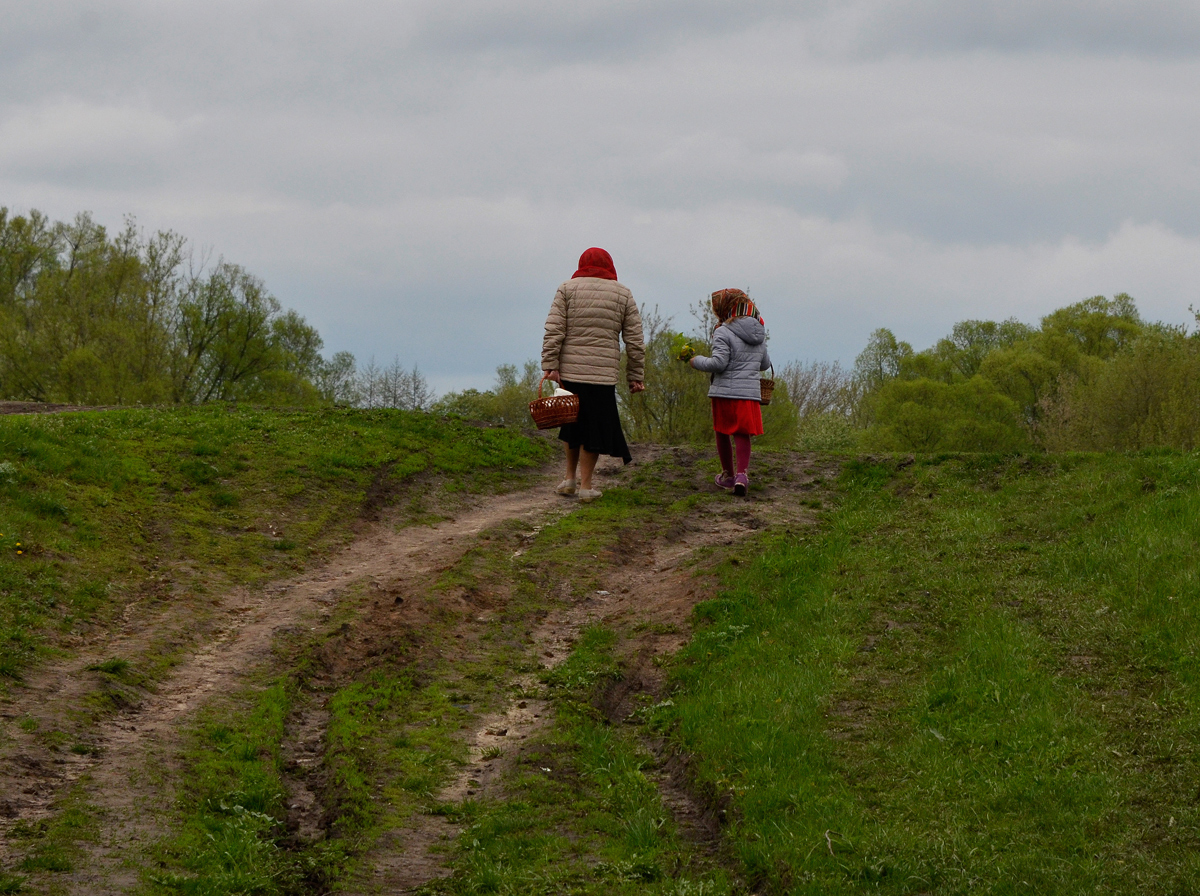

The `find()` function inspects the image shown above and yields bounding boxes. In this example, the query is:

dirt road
[1,448,835,894]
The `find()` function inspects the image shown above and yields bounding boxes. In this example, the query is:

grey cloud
[410,0,822,62]
[0,2,438,114]
[857,1,1200,58]
[400,0,1200,63]
[4,1,1196,115]
[401,0,1200,62]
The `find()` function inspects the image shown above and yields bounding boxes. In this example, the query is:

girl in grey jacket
[687,288,771,496]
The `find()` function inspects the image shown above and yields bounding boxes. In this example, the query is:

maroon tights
[715,432,752,475]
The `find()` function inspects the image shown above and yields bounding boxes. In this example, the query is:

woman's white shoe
[577,488,603,503]
[555,479,578,496]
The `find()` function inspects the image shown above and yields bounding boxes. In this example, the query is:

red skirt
[711,397,763,436]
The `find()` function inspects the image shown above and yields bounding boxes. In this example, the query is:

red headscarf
[572,247,618,281]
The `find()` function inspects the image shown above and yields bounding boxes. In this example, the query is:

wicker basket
[529,374,580,430]
[760,367,775,406]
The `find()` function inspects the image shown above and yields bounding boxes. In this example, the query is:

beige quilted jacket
[541,278,645,385]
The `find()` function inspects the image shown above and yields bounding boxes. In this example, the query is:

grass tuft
[85,657,129,676]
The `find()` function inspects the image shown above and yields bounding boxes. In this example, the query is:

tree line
[1,208,319,405]
[0,207,435,410]
[6,207,1194,451]
[850,294,1200,451]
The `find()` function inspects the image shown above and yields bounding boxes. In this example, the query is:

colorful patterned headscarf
[711,288,760,326]
[572,247,618,281]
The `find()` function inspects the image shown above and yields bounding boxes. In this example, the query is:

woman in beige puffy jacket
[542,247,645,503]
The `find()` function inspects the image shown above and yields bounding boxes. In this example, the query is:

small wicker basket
[760,366,775,406]
[529,374,580,430]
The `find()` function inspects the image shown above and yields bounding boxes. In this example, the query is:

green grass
[85,657,130,675]
[146,530,542,895]
[145,659,473,895]
[422,627,731,896]
[407,450,822,895]
[0,405,549,681]
[146,679,313,895]
[662,452,1200,894]
[323,671,474,841]
[144,612,540,895]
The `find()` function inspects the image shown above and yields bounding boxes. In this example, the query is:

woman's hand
[629,380,645,393]
[546,370,561,384]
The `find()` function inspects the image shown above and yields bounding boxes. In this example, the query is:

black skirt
[557,380,632,464]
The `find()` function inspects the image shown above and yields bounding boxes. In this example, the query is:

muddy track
[0,474,572,891]
[345,449,837,894]
[2,447,838,894]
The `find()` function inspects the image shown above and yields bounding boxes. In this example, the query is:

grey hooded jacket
[691,316,772,401]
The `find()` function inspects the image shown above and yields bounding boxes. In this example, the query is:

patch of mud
[826,698,874,742]
[282,701,330,844]
[357,821,461,894]
[360,460,400,521]
[358,691,555,895]
[439,694,552,805]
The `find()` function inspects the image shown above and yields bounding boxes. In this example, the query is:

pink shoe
[714,472,735,492]
[733,473,749,497]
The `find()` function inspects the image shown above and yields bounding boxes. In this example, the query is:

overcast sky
[3,1,1199,393]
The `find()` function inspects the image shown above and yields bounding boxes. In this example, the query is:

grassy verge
[398,452,780,895]
[663,452,1200,894]
[141,514,548,894]
[0,405,549,682]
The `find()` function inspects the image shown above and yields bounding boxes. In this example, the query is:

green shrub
[797,410,858,451]
[864,375,1027,452]
[1040,327,1200,450]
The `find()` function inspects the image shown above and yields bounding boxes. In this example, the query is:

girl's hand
[546,370,561,384]
[629,380,645,393]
